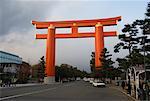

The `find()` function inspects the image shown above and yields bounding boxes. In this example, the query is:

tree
[111,68,123,80]
[90,52,95,72]
[37,56,46,82]
[130,2,150,66]
[55,64,88,82]
[90,52,101,78]
[18,62,31,83]
[144,2,150,34]
[116,58,129,71]
[89,48,118,79]
[114,2,150,70]
[55,66,63,82]
[99,48,114,79]
[114,23,139,57]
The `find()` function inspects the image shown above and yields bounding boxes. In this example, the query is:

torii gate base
[32,16,121,84]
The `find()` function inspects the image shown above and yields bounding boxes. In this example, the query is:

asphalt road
[1,81,133,101]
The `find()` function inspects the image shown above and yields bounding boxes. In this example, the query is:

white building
[126,65,150,99]
[0,51,22,80]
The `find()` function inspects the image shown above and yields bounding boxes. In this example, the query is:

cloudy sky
[0,0,148,72]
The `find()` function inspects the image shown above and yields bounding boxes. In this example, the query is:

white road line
[0,83,76,101]
[0,86,61,101]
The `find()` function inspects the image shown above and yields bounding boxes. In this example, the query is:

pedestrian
[11,78,17,86]
[121,81,125,90]
[127,83,131,95]
[0,80,2,87]
[137,88,143,100]
[7,78,11,87]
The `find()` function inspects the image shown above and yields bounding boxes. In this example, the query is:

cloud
[0,0,147,72]
[0,0,58,66]
[0,0,57,36]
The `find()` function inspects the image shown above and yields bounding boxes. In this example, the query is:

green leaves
[114,2,150,72]
[145,2,150,17]
[55,64,88,82]
[119,34,125,39]
[114,42,124,53]
[99,48,114,78]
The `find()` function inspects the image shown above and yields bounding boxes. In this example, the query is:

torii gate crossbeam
[32,16,121,84]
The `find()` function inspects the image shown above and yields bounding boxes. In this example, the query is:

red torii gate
[32,16,121,83]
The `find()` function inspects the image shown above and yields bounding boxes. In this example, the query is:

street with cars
[0,80,133,101]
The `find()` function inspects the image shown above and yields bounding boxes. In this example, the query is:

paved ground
[1,81,133,101]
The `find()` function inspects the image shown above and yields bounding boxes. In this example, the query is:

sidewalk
[108,84,137,101]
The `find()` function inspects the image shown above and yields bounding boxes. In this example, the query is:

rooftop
[0,50,21,58]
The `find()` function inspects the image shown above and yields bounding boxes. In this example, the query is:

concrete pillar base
[44,76,55,84]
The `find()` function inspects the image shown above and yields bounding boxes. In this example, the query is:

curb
[110,86,137,101]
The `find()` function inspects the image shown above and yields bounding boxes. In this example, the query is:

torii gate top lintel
[32,16,121,29]
[32,16,121,39]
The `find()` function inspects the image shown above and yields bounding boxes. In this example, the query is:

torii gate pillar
[44,25,56,83]
[95,23,104,67]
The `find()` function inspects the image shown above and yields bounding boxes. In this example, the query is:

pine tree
[90,52,95,72]
[114,2,150,70]
[38,56,46,82]
[99,48,114,79]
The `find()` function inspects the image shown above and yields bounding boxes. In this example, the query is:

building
[126,65,150,99]
[0,51,22,64]
[0,50,22,83]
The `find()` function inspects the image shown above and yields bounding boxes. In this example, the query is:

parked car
[89,80,94,84]
[92,81,106,87]
[83,77,88,82]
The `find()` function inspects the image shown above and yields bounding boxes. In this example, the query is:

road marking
[0,82,76,101]
[0,85,61,101]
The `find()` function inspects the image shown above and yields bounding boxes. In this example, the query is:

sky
[0,0,148,72]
